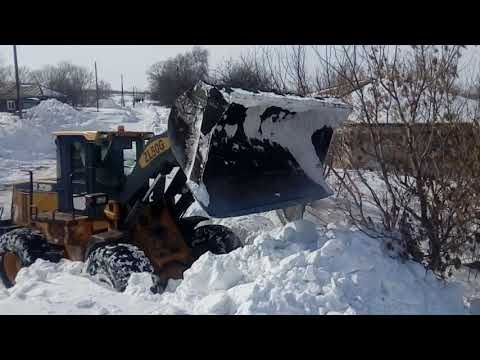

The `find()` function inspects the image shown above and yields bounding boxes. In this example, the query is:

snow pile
[0,218,468,314]
[24,99,87,127]
[240,103,349,190]
[0,260,155,315]
[0,113,19,159]
[0,112,18,127]
[0,99,89,160]
[0,100,88,185]
[0,99,170,162]
[154,220,466,314]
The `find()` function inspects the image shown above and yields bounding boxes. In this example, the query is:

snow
[0,218,469,315]
[0,95,479,314]
[242,103,349,190]
[222,87,350,108]
[218,85,352,190]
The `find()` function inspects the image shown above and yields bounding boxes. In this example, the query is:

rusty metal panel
[132,205,193,280]
[12,187,58,226]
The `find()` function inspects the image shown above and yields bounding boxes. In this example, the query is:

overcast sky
[0,45,254,91]
[1,45,479,91]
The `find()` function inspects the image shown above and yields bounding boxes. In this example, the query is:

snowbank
[0,99,170,161]
[155,219,467,314]
[0,99,90,160]
[0,218,468,314]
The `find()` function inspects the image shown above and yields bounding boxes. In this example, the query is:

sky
[1,45,479,92]
[0,45,254,91]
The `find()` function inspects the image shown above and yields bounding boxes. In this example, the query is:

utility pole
[120,74,124,107]
[94,61,99,112]
[13,45,22,119]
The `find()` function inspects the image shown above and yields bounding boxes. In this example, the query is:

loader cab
[53,129,153,217]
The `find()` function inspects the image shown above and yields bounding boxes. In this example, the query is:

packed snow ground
[0,96,479,314]
[0,211,472,315]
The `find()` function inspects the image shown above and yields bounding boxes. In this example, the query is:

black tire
[0,227,61,288]
[84,243,155,292]
[190,224,243,260]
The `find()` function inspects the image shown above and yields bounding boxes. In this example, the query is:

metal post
[121,74,124,107]
[13,45,22,119]
[95,61,99,112]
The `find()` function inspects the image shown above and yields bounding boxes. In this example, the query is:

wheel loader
[0,81,351,292]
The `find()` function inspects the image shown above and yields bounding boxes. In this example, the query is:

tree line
[146,46,333,107]
[0,60,112,107]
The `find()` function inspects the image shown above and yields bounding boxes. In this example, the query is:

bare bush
[97,80,112,100]
[311,45,367,96]
[83,79,113,106]
[213,53,274,92]
[1,59,112,107]
[255,46,313,95]
[0,64,7,88]
[7,66,33,84]
[0,58,31,86]
[214,46,318,96]
[321,45,480,276]
[283,45,311,95]
[147,46,209,106]
[31,62,94,107]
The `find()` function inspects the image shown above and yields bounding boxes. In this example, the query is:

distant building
[0,83,69,113]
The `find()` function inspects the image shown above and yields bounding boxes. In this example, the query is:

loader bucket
[168,81,351,218]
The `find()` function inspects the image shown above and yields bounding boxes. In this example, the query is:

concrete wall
[327,122,479,178]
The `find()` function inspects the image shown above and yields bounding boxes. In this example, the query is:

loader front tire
[190,224,243,260]
[84,243,155,292]
[0,227,60,288]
